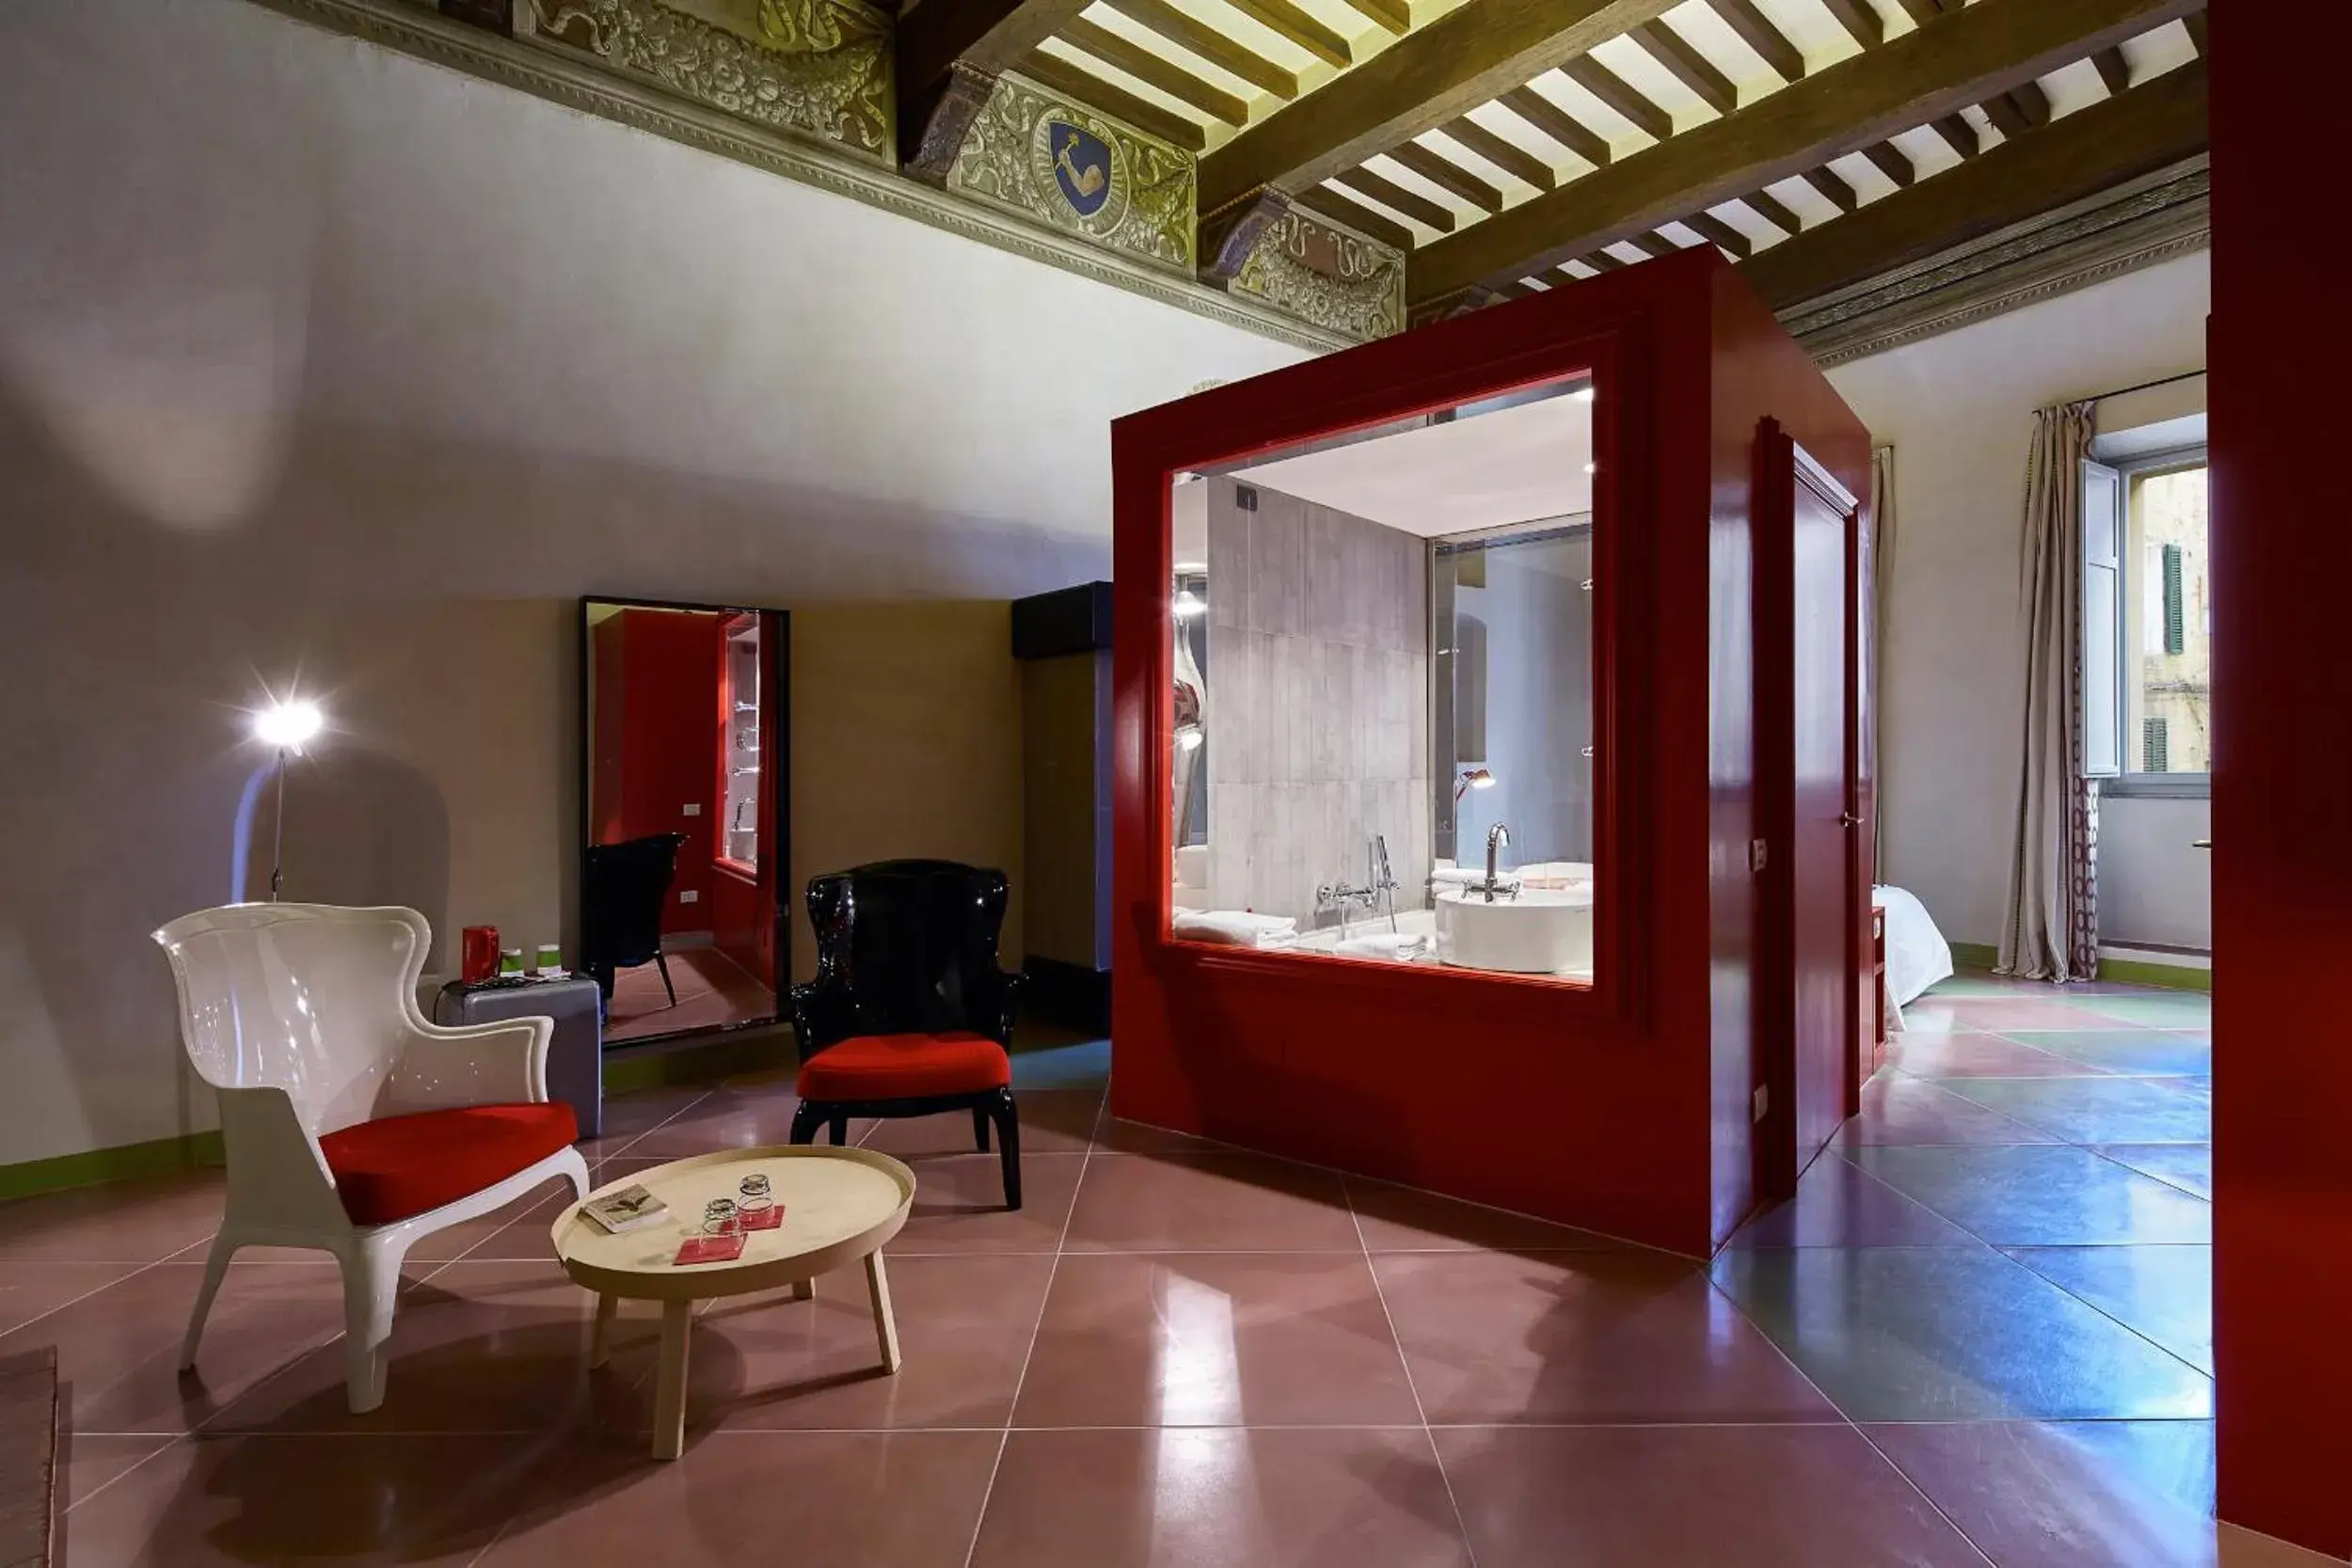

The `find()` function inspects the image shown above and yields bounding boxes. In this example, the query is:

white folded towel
[1173,911,1297,947]
[1334,932,1429,961]
[1430,863,1520,890]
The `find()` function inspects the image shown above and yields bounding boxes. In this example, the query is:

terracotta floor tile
[480,1430,1001,1568]
[1093,1117,1235,1155]
[2006,1244,2212,1374]
[1888,1030,2104,1078]
[577,1086,710,1159]
[0,1261,146,1337]
[2216,1523,2349,1566]
[622,1087,854,1157]
[452,1159,667,1263]
[1008,1035,1111,1091]
[886,1153,1082,1255]
[1433,1424,1985,1568]
[859,1089,1102,1159]
[1999,1029,2212,1076]
[640,1253,1054,1435]
[40,1261,346,1435]
[970,1426,1473,1568]
[1836,1075,2057,1148]
[0,1174,226,1264]
[62,1433,176,1512]
[1064,1153,1361,1252]
[2097,1144,2213,1200]
[2077,993,2212,1029]
[1942,1076,2211,1145]
[1372,1251,1835,1424]
[210,1259,656,1435]
[1726,1154,1980,1248]
[56,1431,548,1567]
[1868,1418,2217,1568]
[1934,998,2143,1032]
[1013,1252,1421,1428]
[1344,1178,1628,1254]
[1713,1246,2211,1420]
[1848,1144,2212,1246]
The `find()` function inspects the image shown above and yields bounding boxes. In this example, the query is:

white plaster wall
[0,0,1307,1165]
[1824,254,2210,949]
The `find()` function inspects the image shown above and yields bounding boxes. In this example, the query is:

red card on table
[739,1205,785,1231]
[674,1233,746,1266]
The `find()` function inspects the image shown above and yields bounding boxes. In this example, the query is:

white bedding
[1873,884,1953,1020]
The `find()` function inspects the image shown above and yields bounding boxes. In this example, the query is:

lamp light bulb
[254,698,325,752]
[1175,724,1204,752]
[1172,589,1207,619]
[1571,386,1597,404]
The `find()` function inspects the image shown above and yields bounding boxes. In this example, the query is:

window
[2084,447,2209,794]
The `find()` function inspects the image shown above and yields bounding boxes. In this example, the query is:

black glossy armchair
[787,860,1025,1207]
[580,832,687,1004]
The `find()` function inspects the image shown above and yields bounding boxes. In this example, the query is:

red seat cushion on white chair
[796,1032,1010,1101]
[321,1103,579,1227]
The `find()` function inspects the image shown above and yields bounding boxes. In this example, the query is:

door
[1789,444,1861,1165]
[1752,421,1864,1201]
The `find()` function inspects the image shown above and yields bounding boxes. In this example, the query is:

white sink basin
[1436,886,1594,975]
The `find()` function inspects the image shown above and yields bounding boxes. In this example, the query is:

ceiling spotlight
[253,698,325,753]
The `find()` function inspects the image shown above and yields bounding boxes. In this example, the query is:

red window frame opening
[1120,331,1641,1027]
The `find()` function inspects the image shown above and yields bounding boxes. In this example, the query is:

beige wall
[788,604,1027,979]
[1824,253,2210,949]
[1201,477,1432,922]
[1020,651,1112,971]
[0,0,1309,1167]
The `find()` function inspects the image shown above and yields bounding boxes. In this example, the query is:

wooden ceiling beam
[1337,0,1411,37]
[1802,165,1859,213]
[1929,112,1979,158]
[1499,86,1614,167]
[1099,0,1301,99]
[1742,186,1805,236]
[1706,0,1804,82]
[1819,0,1884,50]
[1742,58,2209,307]
[1196,0,1675,214]
[898,0,1099,179]
[1018,50,1209,150]
[1293,183,1418,248]
[1409,0,2203,302]
[1628,231,1680,259]
[1561,55,1675,140]
[1336,166,1458,230]
[1228,0,1354,69]
[1680,209,1754,258]
[2184,11,2206,56]
[1057,19,1250,124]
[1578,249,1629,272]
[1629,18,1739,116]
[1860,139,1915,186]
[1442,116,1560,189]
[2092,44,2132,94]
[1390,142,1507,212]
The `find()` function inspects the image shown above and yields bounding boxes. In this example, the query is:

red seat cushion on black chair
[796,1033,1011,1101]
[320,1103,578,1227]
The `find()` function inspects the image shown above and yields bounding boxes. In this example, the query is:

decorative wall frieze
[521,0,893,161]
[1781,158,2211,367]
[1230,207,1406,342]
[949,73,1196,276]
[246,0,1353,353]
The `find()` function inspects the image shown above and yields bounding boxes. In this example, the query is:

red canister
[461,926,501,985]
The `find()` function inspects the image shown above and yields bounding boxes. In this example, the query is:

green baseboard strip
[0,1130,225,1203]
[1949,942,1998,971]
[1946,940,2209,991]
[602,1027,792,1096]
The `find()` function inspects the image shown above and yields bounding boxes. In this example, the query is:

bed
[1873,884,1954,1028]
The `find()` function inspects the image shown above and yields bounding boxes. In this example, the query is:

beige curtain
[1996,402,2100,982]
[1869,446,1896,869]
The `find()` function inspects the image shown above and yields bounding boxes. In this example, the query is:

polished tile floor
[3,978,2337,1565]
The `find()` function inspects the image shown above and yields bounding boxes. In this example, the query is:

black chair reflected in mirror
[581,832,687,1005]
[787,860,1024,1208]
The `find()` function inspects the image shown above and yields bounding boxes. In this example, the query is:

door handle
[1838,813,1863,828]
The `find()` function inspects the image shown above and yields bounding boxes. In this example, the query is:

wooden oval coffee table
[550,1144,916,1459]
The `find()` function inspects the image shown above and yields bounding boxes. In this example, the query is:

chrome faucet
[1318,834,1401,936]
[1478,822,1515,903]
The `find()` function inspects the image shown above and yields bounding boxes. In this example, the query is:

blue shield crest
[1048,122,1114,218]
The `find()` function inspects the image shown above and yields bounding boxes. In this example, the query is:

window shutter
[2081,461,2125,778]
[2162,544,2185,655]
[2143,716,2169,772]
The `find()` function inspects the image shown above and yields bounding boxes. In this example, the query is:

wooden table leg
[790,1278,813,1302]
[589,1292,618,1370]
[652,1300,692,1461]
[864,1252,901,1375]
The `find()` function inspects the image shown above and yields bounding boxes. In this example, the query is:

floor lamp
[252,699,325,901]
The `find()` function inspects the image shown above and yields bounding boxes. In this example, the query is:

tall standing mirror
[581,597,788,1046]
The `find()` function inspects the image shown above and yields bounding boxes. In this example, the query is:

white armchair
[153,903,590,1413]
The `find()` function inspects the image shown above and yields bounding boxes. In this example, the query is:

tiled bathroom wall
[1200,476,1431,922]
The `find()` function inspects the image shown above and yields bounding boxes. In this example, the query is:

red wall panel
[2211,6,2352,1555]
[593,608,721,935]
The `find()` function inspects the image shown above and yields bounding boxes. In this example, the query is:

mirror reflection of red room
[583,598,787,1046]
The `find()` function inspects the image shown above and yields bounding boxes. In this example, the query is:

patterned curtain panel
[1997,402,2100,982]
